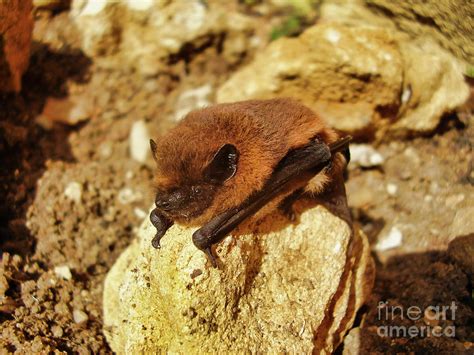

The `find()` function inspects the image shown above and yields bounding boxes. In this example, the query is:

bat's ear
[150,139,158,161]
[204,144,239,184]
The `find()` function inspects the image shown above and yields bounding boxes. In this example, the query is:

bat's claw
[151,234,162,249]
[193,230,218,268]
[279,188,303,223]
[280,205,296,222]
[204,247,217,268]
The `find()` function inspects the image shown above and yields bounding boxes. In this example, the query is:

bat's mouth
[160,207,202,223]
[154,183,216,222]
[155,198,209,222]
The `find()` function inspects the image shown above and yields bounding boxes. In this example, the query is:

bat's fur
[152,98,347,226]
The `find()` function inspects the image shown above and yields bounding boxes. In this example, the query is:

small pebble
[386,183,398,196]
[129,120,150,164]
[403,147,421,165]
[350,144,384,168]
[73,309,88,324]
[134,207,147,219]
[39,95,93,126]
[375,226,403,251]
[401,86,412,104]
[126,0,153,11]
[325,28,341,44]
[98,142,113,159]
[64,182,82,203]
[35,114,54,129]
[174,85,212,121]
[118,188,141,204]
[51,325,64,338]
[54,265,72,280]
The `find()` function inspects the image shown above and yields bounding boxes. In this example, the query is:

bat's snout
[153,183,215,221]
[155,199,171,210]
[155,190,187,211]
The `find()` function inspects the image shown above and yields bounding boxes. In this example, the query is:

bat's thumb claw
[204,248,218,268]
[329,136,352,154]
[192,230,218,267]
[151,236,162,249]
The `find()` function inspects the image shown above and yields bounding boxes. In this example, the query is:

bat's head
[150,139,239,222]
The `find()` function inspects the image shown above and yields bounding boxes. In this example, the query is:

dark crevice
[0,44,92,259]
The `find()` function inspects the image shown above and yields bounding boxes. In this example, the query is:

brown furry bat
[150,98,351,266]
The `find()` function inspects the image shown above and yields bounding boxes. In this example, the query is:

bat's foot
[192,230,218,268]
[280,204,296,222]
[203,247,217,268]
[278,188,304,222]
[151,234,163,249]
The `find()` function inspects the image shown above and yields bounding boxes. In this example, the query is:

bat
[149,98,351,267]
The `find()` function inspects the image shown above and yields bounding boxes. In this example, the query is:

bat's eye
[192,186,202,195]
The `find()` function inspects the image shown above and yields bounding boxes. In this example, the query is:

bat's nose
[155,199,171,210]
[155,191,185,211]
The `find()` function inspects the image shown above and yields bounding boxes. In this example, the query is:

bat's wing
[193,136,352,267]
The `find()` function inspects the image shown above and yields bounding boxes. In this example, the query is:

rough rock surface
[364,0,473,65]
[0,0,33,92]
[70,0,256,76]
[103,204,374,353]
[217,22,468,138]
[320,0,473,65]
[390,39,470,135]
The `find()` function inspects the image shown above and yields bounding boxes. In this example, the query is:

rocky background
[0,0,473,353]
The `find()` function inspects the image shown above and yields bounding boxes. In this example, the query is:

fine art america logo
[377,301,457,338]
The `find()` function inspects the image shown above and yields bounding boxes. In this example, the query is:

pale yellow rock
[70,0,256,76]
[216,21,468,138]
[217,23,403,137]
[103,204,374,353]
[365,0,473,65]
[392,39,470,135]
[320,0,473,65]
